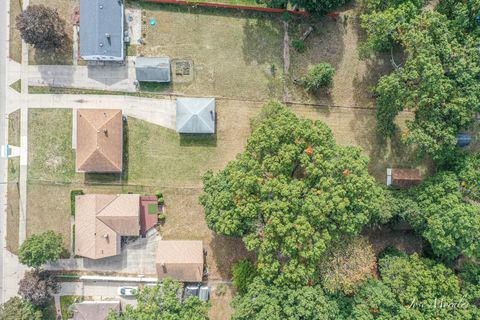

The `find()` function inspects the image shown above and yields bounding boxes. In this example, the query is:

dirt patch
[209,283,235,320]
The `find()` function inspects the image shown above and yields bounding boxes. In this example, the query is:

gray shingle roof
[80,0,124,61]
[135,57,171,82]
[176,97,215,134]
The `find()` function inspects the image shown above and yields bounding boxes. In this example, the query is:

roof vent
[99,4,103,9]
[99,42,103,47]
[105,33,110,38]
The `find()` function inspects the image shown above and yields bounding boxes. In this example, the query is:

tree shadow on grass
[179,134,217,147]
[208,234,255,280]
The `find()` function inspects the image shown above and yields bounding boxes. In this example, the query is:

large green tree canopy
[375,11,480,160]
[200,102,385,285]
[402,171,480,260]
[231,277,340,320]
[19,231,65,268]
[351,253,480,319]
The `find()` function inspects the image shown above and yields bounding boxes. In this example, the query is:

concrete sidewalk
[7,93,177,129]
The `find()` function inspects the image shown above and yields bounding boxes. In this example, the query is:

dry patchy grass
[9,0,22,63]
[6,109,21,253]
[209,283,235,320]
[132,4,284,100]
[287,7,397,108]
[26,183,72,250]
[28,0,78,65]
[28,108,75,183]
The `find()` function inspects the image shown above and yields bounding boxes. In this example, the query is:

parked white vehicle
[117,287,138,296]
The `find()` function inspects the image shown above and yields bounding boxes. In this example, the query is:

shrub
[319,236,376,295]
[292,39,305,52]
[232,260,257,295]
[19,231,65,268]
[18,270,59,306]
[302,62,335,91]
[70,190,84,216]
[158,213,166,222]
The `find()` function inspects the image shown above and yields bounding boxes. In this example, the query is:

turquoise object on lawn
[150,19,156,26]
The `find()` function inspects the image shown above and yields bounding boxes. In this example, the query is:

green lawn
[28,109,75,183]
[60,296,82,320]
[6,110,21,254]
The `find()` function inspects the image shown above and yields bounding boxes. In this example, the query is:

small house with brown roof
[387,168,422,189]
[75,194,140,260]
[76,109,123,173]
[73,301,120,320]
[156,240,204,282]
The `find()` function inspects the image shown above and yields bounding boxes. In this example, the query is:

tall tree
[0,297,42,320]
[407,172,480,260]
[19,231,65,268]
[231,277,340,320]
[18,270,59,307]
[350,253,480,319]
[107,279,209,320]
[373,11,480,160]
[200,102,385,285]
[16,5,67,49]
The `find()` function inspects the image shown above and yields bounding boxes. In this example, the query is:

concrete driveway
[47,229,160,276]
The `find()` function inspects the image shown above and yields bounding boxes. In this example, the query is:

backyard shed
[140,195,159,236]
[387,168,422,189]
[135,57,171,82]
[80,0,124,61]
[75,194,140,260]
[76,109,123,173]
[176,97,215,134]
[73,301,120,320]
[156,240,204,282]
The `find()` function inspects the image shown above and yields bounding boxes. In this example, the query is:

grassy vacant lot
[9,0,22,63]
[28,0,77,65]
[131,3,284,100]
[28,109,75,182]
[288,7,396,108]
[6,110,21,254]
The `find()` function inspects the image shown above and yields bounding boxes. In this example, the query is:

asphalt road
[0,0,8,304]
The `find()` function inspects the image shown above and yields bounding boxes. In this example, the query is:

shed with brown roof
[390,168,422,189]
[75,194,140,260]
[73,301,120,320]
[156,240,204,282]
[76,109,123,173]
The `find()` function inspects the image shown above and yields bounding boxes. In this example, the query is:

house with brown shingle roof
[75,194,140,260]
[76,109,123,173]
[156,240,204,282]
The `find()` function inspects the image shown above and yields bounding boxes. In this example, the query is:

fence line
[144,0,309,15]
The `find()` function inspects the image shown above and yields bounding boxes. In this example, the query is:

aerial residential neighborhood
[0,0,479,319]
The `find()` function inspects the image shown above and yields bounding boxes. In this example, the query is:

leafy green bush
[232,260,257,295]
[302,62,335,92]
[157,213,166,222]
[70,190,84,216]
[19,231,65,268]
[292,39,305,52]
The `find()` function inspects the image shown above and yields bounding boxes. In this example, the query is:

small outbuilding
[387,168,422,189]
[156,240,204,282]
[176,97,215,134]
[135,57,171,83]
